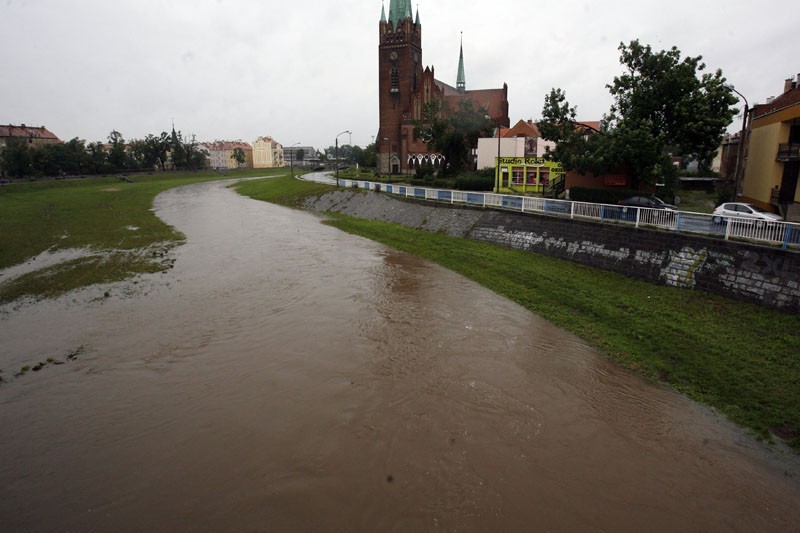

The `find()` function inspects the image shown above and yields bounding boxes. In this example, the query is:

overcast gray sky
[1,0,796,150]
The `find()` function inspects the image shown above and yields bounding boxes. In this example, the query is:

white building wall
[476,137,526,169]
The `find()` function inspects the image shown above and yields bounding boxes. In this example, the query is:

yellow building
[493,157,565,196]
[253,136,284,168]
[742,74,800,216]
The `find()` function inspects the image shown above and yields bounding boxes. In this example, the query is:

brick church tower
[376,1,510,175]
[377,0,422,174]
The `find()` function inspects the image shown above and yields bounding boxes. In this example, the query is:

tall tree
[0,137,33,178]
[539,40,738,190]
[107,130,127,171]
[231,147,246,168]
[414,98,494,175]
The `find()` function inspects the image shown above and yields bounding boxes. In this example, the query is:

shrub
[568,187,639,204]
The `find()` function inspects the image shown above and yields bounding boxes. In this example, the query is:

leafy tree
[169,129,188,170]
[184,134,208,170]
[0,137,33,178]
[107,130,128,171]
[231,147,246,168]
[86,142,109,174]
[354,144,377,168]
[414,98,494,175]
[539,40,738,190]
[295,148,305,163]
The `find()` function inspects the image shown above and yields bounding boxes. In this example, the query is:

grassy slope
[238,176,800,451]
[0,169,285,303]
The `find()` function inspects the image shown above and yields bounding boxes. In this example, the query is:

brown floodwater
[1,180,798,531]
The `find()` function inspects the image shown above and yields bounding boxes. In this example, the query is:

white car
[711,202,782,224]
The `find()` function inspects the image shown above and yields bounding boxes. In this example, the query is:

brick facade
[377,3,509,175]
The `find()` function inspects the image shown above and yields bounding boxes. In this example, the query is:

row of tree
[0,129,208,179]
[409,40,736,188]
[321,144,377,169]
[538,40,737,190]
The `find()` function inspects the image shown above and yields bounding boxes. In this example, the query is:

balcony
[777,143,800,161]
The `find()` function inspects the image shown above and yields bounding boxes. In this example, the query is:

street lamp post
[729,86,749,202]
[289,142,301,179]
[497,122,502,192]
[335,130,351,187]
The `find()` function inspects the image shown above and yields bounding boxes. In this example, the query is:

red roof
[752,86,800,120]
[0,124,60,141]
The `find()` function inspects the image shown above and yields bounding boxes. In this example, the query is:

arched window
[391,66,399,93]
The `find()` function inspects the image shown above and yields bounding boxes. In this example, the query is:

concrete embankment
[305,189,800,313]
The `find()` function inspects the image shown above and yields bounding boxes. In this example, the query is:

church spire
[380,1,386,23]
[457,32,466,93]
[387,0,413,27]
[415,4,420,25]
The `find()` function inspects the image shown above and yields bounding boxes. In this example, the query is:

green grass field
[238,175,800,451]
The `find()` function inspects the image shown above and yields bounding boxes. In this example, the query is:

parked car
[618,195,677,210]
[711,202,782,224]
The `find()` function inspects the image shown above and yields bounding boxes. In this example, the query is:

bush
[453,169,494,191]
[568,187,639,204]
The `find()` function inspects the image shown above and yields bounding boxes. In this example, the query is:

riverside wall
[305,190,800,313]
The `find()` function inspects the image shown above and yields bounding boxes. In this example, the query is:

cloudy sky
[1,0,796,150]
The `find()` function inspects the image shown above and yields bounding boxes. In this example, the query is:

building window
[391,66,399,93]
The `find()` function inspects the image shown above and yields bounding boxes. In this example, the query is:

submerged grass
[237,177,800,451]
[234,174,333,208]
[0,168,285,302]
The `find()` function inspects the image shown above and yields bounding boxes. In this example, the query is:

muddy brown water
[1,180,799,531]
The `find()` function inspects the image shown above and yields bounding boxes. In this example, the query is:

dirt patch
[101,187,121,192]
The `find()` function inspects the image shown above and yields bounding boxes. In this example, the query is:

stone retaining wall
[305,190,800,312]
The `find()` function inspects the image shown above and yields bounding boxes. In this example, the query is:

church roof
[387,0,413,27]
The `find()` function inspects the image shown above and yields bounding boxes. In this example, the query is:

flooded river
[1,180,799,531]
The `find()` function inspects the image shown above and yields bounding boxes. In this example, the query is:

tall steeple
[387,0,414,27]
[380,1,386,23]
[457,32,466,93]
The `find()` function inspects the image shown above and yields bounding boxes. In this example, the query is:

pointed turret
[380,1,386,23]
[387,0,414,27]
[457,33,466,93]
[415,4,420,25]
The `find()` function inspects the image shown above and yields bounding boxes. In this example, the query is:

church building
[377,1,510,174]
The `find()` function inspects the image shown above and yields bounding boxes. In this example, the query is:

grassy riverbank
[237,176,800,451]
[0,169,284,304]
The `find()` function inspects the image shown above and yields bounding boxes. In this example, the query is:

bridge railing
[339,179,800,250]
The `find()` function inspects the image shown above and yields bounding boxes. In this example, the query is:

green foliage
[414,98,494,176]
[231,147,247,167]
[568,186,640,204]
[295,148,305,162]
[1,128,207,179]
[453,169,494,191]
[235,174,333,209]
[540,40,738,191]
[1,137,33,178]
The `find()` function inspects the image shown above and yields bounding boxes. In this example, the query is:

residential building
[476,120,562,169]
[376,1,509,174]
[0,124,60,147]
[201,141,253,170]
[253,136,284,168]
[741,73,800,215]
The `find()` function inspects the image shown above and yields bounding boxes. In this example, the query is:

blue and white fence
[338,179,800,251]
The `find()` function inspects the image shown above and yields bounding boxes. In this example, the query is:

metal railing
[339,180,800,250]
